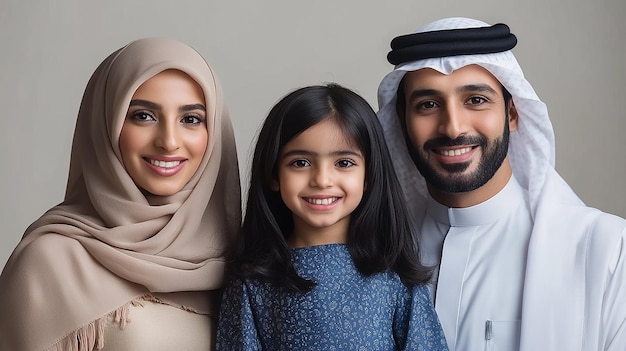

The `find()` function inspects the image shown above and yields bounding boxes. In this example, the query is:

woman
[0,38,241,350]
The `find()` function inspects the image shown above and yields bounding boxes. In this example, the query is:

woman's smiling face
[119,69,208,196]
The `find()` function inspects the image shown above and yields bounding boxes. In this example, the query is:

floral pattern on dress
[217,244,448,350]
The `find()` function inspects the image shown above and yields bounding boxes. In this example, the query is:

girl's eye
[467,96,488,105]
[131,111,156,122]
[182,114,204,125]
[291,159,310,168]
[336,159,356,168]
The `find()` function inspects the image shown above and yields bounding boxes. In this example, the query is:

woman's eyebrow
[129,99,161,110]
[179,104,206,112]
[129,100,206,112]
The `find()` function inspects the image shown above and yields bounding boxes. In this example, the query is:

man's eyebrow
[457,84,498,95]
[408,89,442,103]
[407,84,499,103]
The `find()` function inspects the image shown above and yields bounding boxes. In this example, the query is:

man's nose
[438,103,467,139]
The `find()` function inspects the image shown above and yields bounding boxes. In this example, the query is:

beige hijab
[0,38,241,350]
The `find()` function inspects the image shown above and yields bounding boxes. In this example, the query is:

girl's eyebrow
[281,149,363,159]
[129,99,206,112]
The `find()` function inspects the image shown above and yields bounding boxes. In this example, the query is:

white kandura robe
[420,173,626,350]
[422,176,531,351]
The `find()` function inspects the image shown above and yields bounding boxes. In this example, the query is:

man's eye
[467,96,487,105]
[417,101,438,110]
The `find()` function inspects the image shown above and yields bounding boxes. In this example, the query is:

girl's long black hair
[229,83,431,292]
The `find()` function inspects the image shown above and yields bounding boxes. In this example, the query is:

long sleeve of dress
[393,284,449,351]
[216,278,262,351]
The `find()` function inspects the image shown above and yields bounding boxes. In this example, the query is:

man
[377,17,626,351]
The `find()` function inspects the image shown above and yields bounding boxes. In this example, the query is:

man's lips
[436,146,474,157]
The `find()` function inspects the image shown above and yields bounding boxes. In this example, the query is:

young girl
[0,38,241,350]
[216,84,448,350]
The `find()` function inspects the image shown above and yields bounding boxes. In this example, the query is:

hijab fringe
[44,295,154,351]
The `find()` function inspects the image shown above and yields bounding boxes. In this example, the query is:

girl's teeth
[307,197,337,205]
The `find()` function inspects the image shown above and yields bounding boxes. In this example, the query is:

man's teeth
[149,159,181,168]
[440,147,472,156]
[306,197,338,205]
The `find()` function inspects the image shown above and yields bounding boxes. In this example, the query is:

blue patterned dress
[216,244,448,350]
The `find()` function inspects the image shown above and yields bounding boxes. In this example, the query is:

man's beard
[407,121,510,194]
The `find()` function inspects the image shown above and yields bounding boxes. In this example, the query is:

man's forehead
[402,64,501,92]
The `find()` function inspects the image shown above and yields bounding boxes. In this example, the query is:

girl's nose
[310,165,332,188]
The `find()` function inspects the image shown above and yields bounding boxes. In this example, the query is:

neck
[288,218,349,248]
[428,157,513,208]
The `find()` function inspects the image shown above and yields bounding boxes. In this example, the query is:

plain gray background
[1,0,625,268]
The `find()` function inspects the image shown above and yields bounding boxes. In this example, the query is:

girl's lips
[304,197,339,206]
[302,196,341,210]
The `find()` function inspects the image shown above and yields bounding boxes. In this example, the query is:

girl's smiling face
[276,118,365,247]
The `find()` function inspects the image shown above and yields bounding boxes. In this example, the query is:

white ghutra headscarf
[377,17,584,220]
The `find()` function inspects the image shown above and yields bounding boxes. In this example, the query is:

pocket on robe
[484,320,521,351]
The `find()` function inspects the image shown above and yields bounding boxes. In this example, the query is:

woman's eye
[131,111,155,122]
[182,114,204,125]
[336,159,356,168]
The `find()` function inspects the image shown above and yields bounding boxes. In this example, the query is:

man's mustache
[423,135,487,150]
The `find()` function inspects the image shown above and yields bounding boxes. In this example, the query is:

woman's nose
[155,122,180,152]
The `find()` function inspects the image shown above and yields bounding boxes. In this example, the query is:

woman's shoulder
[0,233,100,293]
[15,233,89,267]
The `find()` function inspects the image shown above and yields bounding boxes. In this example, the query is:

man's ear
[508,100,519,132]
